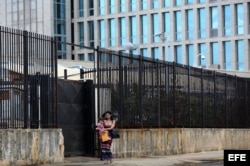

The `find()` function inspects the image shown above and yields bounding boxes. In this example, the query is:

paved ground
[41,150,224,166]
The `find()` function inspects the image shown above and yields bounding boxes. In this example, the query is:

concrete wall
[111,128,250,158]
[0,129,64,166]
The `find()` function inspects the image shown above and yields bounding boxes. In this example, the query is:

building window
[210,7,218,37]
[119,17,126,46]
[79,0,84,17]
[79,22,84,48]
[119,0,126,12]
[236,40,244,71]
[141,15,148,43]
[236,3,244,35]
[164,0,170,7]
[152,0,158,9]
[187,44,194,66]
[88,0,94,16]
[79,54,85,60]
[141,0,147,10]
[186,9,194,40]
[88,53,95,61]
[109,19,116,46]
[175,11,182,41]
[152,14,159,42]
[99,0,105,15]
[109,0,115,14]
[198,43,206,67]
[163,12,171,39]
[175,45,182,64]
[198,8,206,38]
[175,0,182,6]
[130,16,137,43]
[88,21,94,47]
[223,5,231,36]
[152,47,159,59]
[140,48,148,58]
[98,20,105,47]
[130,0,136,11]
[198,0,205,3]
[186,0,193,5]
[211,42,218,65]
[223,41,231,70]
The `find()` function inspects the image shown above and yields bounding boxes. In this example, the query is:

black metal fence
[87,47,250,129]
[0,26,57,128]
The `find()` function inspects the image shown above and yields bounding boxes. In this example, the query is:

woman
[101,111,116,164]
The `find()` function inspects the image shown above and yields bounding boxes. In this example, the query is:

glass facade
[211,42,218,65]
[99,0,105,15]
[175,45,182,64]
[223,5,231,36]
[198,8,206,38]
[187,44,194,66]
[79,0,84,17]
[119,17,126,46]
[69,0,250,72]
[236,3,244,35]
[79,22,84,48]
[175,11,182,41]
[223,41,231,70]
[54,0,66,59]
[98,20,105,47]
[236,40,244,70]
[141,15,148,43]
[186,9,194,39]
[130,16,137,43]
[152,14,159,42]
[109,19,116,46]
[198,43,206,66]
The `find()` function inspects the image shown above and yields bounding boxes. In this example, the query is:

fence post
[201,69,204,127]
[173,62,176,127]
[188,65,191,127]
[118,50,123,128]
[157,60,160,127]
[139,55,143,127]
[23,30,28,128]
[213,71,216,127]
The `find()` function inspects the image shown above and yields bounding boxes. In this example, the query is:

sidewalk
[41,150,224,166]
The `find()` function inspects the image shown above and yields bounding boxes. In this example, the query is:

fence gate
[57,79,95,156]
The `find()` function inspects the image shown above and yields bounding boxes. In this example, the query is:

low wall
[0,129,64,166]
[111,128,250,158]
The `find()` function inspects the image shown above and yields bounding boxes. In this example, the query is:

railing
[86,47,250,129]
[0,26,57,128]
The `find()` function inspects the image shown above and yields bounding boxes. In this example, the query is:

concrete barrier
[111,128,250,158]
[0,129,64,166]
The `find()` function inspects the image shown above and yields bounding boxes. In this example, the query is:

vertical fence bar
[225,74,227,128]
[118,51,123,128]
[188,66,191,127]
[235,76,238,127]
[96,46,100,119]
[173,62,176,127]
[23,30,28,128]
[157,60,160,127]
[54,37,58,128]
[201,69,204,127]
[213,71,216,127]
[139,55,143,127]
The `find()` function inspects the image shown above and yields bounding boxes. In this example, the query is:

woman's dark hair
[102,111,113,120]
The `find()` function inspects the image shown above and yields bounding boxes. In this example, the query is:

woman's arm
[105,120,116,130]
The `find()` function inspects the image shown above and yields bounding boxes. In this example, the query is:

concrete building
[1,0,250,73]
[0,0,72,59]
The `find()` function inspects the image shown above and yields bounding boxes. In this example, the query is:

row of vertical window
[78,3,247,49]
[76,40,245,71]
[77,0,220,17]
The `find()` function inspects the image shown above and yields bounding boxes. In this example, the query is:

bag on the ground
[112,128,120,139]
